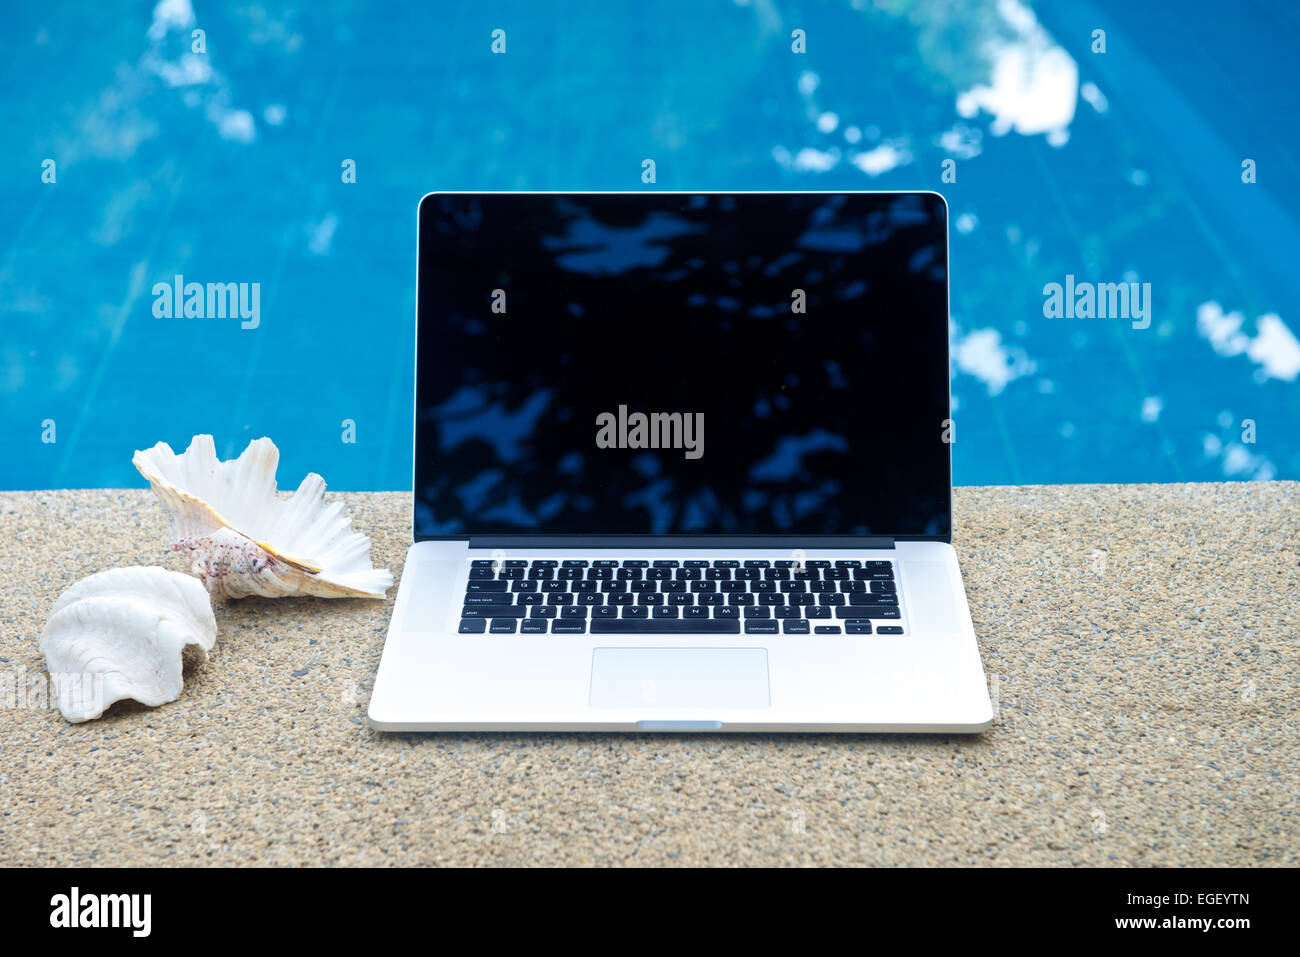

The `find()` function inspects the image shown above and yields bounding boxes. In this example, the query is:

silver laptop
[369,191,994,733]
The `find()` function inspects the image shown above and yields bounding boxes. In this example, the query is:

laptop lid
[414,191,951,543]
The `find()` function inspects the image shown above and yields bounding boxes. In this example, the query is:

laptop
[368,191,994,733]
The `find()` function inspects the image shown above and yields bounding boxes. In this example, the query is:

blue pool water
[1,0,1297,491]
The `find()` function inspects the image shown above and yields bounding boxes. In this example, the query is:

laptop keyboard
[457,559,903,636]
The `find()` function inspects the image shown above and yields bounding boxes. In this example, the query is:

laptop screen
[415,192,951,540]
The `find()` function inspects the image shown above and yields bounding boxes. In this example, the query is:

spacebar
[589,620,741,634]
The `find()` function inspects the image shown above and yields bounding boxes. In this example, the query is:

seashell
[132,434,393,600]
[40,566,218,723]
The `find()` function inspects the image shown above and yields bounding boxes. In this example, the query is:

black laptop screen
[415,192,951,539]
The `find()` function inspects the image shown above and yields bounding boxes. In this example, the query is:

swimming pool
[1,0,1296,490]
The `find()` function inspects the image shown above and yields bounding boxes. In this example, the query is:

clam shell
[39,566,218,723]
[132,435,393,600]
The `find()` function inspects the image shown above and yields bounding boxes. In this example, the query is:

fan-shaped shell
[132,435,393,599]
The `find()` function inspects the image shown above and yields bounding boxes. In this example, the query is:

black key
[877,626,904,635]
[728,593,754,605]
[774,560,796,568]
[683,606,708,619]
[684,560,709,568]
[637,593,664,605]
[743,606,771,619]
[706,568,730,580]
[469,568,495,579]
[662,580,687,593]
[814,626,842,634]
[824,568,847,581]
[609,593,634,606]
[647,568,672,581]
[458,619,486,634]
[846,622,873,634]
[806,560,831,569]
[735,568,759,581]
[617,567,642,580]
[511,580,538,592]
[866,560,892,569]
[871,581,897,593]
[805,607,830,619]
[743,560,770,568]
[759,593,784,605]
[809,580,836,593]
[667,593,693,606]
[623,606,649,619]
[836,606,900,619]
[593,560,619,568]
[527,566,553,580]
[532,560,558,568]
[573,580,598,593]
[835,560,861,568]
[780,581,807,593]
[652,560,679,568]
[623,560,648,568]
[561,606,588,619]
[698,593,724,606]
[752,580,775,593]
[590,620,740,634]
[720,581,746,593]
[630,580,655,593]
[517,593,543,605]
[601,580,627,592]
[530,605,557,618]
[790,594,815,606]
[782,620,810,634]
[465,594,512,606]
[461,605,525,618]
[592,606,618,619]
[744,621,779,634]
[470,560,495,568]
[714,606,740,620]
[773,605,799,619]
[489,619,518,634]
[676,568,702,581]
[520,619,548,634]
[561,560,589,568]
[713,560,739,568]
[818,594,845,606]
[503,560,527,568]
[688,581,714,593]
[546,593,574,605]
[552,621,586,634]
[653,606,678,619]
[849,593,898,606]
[498,568,525,580]
[467,580,508,593]
[578,592,603,605]
[588,567,614,580]
[559,567,584,580]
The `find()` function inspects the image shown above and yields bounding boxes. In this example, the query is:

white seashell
[132,434,393,600]
[40,566,218,723]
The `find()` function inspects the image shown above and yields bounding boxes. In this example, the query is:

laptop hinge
[465,536,896,550]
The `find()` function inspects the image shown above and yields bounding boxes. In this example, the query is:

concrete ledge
[0,483,1295,866]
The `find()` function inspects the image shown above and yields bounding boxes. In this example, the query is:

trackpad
[589,648,770,709]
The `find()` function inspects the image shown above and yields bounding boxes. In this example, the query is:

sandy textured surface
[1,484,1296,866]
